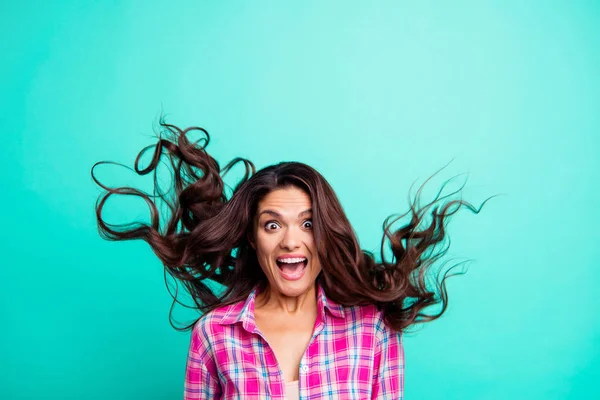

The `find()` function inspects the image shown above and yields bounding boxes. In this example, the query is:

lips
[276,256,308,281]
[276,254,307,261]
[276,254,307,267]
[276,257,308,269]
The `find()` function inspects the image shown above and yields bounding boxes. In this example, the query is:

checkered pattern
[184,283,404,399]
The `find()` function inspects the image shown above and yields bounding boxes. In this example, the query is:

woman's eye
[265,222,279,230]
[264,220,311,230]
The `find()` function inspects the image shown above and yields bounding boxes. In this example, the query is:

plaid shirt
[184,283,404,399]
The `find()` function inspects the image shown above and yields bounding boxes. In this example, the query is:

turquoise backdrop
[2,1,598,399]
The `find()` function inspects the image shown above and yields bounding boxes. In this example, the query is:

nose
[279,226,301,250]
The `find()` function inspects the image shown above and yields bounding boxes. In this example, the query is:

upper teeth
[278,257,306,263]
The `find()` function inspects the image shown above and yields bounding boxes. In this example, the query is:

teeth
[278,257,307,264]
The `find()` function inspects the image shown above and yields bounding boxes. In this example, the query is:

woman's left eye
[303,220,313,229]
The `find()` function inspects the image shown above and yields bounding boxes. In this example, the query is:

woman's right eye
[265,222,279,230]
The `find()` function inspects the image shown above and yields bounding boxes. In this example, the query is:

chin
[275,274,316,296]
[282,281,312,293]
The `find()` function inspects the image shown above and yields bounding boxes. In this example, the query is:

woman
[92,121,491,399]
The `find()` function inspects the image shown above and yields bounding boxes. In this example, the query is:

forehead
[257,187,312,217]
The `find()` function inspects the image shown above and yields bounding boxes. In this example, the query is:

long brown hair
[92,120,495,332]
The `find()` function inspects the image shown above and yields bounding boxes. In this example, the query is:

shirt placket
[252,327,287,399]
[299,310,326,398]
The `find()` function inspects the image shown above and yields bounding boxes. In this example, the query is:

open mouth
[276,257,308,280]
[276,258,308,270]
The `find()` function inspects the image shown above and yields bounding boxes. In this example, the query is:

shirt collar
[218,281,345,328]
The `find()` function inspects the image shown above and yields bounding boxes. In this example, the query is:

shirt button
[301,365,309,373]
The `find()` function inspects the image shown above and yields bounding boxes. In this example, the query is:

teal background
[2,1,599,399]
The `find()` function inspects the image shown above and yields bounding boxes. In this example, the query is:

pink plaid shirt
[184,283,404,399]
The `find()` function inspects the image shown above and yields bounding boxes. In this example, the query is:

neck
[255,283,318,316]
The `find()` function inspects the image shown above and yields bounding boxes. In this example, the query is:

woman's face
[251,186,322,298]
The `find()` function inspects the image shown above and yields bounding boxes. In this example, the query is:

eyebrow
[258,208,312,219]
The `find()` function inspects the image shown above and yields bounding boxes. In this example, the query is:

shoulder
[192,301,242,332]
[330,302,386,338]
[340,303,401,341]
[189,302,243,353]
[341,302,384,327]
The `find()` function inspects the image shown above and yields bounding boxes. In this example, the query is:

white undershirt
[285,380,299,400]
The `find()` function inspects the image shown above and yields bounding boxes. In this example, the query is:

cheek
[306,235,317,253]
[312,258,322,271]
[255,234,275,261]
[255,244,268,261]
[255,249,272,275]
